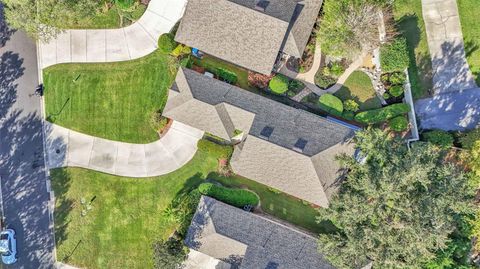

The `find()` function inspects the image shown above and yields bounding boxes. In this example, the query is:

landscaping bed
[44,49,177,143]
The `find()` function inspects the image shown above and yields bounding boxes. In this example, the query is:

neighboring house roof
[164,68,355,206]
[175,0,323,74]
[185,196,334,269]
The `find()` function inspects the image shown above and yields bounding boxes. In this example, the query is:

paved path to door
[45,121,204,177]
[38,0,187,69]
[415,0,480,131]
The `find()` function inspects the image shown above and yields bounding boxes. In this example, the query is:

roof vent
[259,126,274,139]
[255,0,269,12]
[293,138,308,153]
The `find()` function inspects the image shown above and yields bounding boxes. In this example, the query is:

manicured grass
[51,143,224,269]
[209,173,336,234]
[334,71,382,111]
[65,4,146,29]
[458,0,480,84]
[192,55,253,90]
[393,0,433,99]
[44,50,178,143]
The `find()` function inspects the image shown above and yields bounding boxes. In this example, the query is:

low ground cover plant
[354,103,410,124]
[198,183,259,208]
[217,68,238,84]
[422,130,455,148]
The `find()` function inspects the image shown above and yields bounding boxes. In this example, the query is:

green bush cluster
[315,72,336,89]
[381,72,407,86]
[380,37,410,73]
[319,94,344,116]
[323,61,345,78]
[217,68,238,84]
[198,183,259,208]
[422,130,454,148]
[343,99,360,112]
[197,139,233,159]
[389,85,404,98]
[459,128,480,149]
[171,44,191,58]
[354,103,410,124]
[115,0,135,10]
[157,33,177,53]
[388,116,409,132]
[269,74,290,94]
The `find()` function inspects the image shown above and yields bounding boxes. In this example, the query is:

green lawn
[334,71,382,111]
[209,173,336,234]
[458,0,480,84]
[44,50,178,143]
[393,0,433,99]
[51,142,223,269]
[65,4,146,29]
[192,55,253,90]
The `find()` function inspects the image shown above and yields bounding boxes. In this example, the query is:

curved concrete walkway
[45,121,204,177]
[38,0,187,68]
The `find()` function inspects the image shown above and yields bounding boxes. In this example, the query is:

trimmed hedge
[380,37,410,73]
[269,74,290,94]
[217,68,238,84]
[198,183,259,208]
[158,33,176,53]
[319,94,344,116]
[355,103,410,124]
[389,85,404,97]
[422,130,454,148]
[389,116,409,132]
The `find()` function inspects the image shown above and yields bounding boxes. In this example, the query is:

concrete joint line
[137,21,157,46]
[146,8,174,23]
[122,28,132,60]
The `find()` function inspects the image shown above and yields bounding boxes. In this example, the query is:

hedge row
[318,93,343,116]
[380,37,410,73]
[198,183,259,208]
[355,103,410,124]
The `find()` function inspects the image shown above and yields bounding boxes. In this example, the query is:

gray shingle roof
[185,196,334,269]
[175,0,289,75]
[228,0,299,22]
[177,68,354,157]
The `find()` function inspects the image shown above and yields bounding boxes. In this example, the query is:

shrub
[157,33,176,53]
[422,130,454,148]
[459,128,480,149]
[342,111,355,120]
[289,79,305,91]
[269,74,290,94]
[115,0,135,10]
[383,92,391,99]
[197,139,233,159]
[198,183,259,208]
[389,72,407,85]
[389,116,409,132]
[171,44,191,57]
[217,68,238,84]
[354,103,410,124]
[380,37,410,73]
[248,71,272,89]
[319,94,344,116]
[324,61,345,78]
[315,72,336,89]
[343,99,360,112]
[150,111,168,131]
[389,85,404,97]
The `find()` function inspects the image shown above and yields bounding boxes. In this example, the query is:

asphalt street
[0,6,55,269]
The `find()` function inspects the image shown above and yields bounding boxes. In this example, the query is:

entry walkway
[45,121,204,177]
[38,0,187,68]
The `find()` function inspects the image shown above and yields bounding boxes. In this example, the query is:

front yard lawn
[65,4,146,29]
[44,49,177,143]
[458,0,480,84]
[51,141,224,269]
[334,71,382,111]
[393,0,433,99]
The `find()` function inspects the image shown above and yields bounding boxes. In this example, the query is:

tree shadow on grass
[464,39,480,85]
[49,169,74,248]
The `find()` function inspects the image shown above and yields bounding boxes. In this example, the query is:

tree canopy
[2,0,100,41]
[317,129,475,269]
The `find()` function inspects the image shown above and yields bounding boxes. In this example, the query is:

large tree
[317,129,475,269]
[1,0,100,41]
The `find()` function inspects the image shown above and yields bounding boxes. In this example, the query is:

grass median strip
[44,50,177,143]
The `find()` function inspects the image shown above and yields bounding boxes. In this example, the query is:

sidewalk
[38,0,187,68]
[45,121,204,177]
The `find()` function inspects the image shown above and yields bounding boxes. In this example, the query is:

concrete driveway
[45,121,204,177]
[415,0,480,131]
[38,0,187,68]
